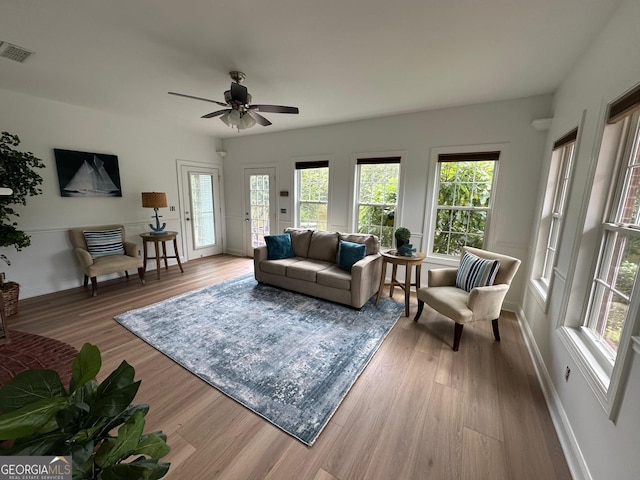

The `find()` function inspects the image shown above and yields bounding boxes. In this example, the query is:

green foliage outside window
[433,161,495,256]
[298,167,329,229]
[356,164,399,247]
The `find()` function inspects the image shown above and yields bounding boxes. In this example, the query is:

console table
[140,231,184,280]
[376,250,426,317]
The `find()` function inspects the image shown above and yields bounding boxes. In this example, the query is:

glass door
[180,164,222,259]
[244,167,276,256]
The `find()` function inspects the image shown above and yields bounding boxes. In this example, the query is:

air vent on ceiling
[0,42,34,63]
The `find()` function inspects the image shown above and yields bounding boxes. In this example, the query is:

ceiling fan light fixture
[238,113,256,130]
[220,111,231,127]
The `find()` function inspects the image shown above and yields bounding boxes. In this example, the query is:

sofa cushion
[284,228,313,257]
[337,240,367,272]
[83,229,125,257]
[286,259,333,282]
[455,251,500,292]
[307,230,340,262]
[265,233,295,260]
[339,233,380,256]
[260,257,303,276]
[317,266,351,290]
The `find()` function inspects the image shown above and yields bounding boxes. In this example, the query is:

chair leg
[492,318,501,342]
[83,275,89,288]
[125,270,129,280]
[413,300,424,322]
[90,277,98,297]
[453,323,464,351]
[137,267,146,285]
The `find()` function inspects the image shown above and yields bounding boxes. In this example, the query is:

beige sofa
[253,228,382,308]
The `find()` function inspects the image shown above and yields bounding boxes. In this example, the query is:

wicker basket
[0,281,19,318]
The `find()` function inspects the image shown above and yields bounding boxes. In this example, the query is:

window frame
[352,155,402,249]
[557,86,640,420]
[425,145,505,260]
[294,159,330,230]
[531,128,578,304]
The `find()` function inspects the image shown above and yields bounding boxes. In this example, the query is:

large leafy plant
[0,343,170,479]
[0,131,45,250]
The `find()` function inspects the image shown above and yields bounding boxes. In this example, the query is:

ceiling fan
[168,71,299,131]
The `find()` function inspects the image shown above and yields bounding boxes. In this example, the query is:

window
[560,84,640,415]
[432,152,499,256]
[295,160,329,229]
[539,129,578,290]
[355,157,400,248]
[584,110,640,361]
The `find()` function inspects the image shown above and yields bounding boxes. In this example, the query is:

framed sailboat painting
[54,148,122,197]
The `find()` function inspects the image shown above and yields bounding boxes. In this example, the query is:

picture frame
[54,148,122,197]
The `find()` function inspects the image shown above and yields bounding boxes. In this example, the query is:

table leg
[154,240,161,280]
[162,241,169,270]
[376,260,388,305]
[142,240,149,274]
[404,263,412,317]
[173,238,184,273]
[390,264,398,297]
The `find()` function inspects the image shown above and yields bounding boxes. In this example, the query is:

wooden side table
[140,231,184,280]
[376,250,426,317]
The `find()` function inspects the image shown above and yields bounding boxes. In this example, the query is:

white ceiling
[0,0,623,138]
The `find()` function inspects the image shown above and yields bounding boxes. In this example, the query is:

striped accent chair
[413,247,520,351]
[69,225,145,297]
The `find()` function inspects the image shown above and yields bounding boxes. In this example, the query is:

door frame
[176,159,226,261]
[243,164,278,257]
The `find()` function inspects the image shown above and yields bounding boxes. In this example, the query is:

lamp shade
[141,192,167,208]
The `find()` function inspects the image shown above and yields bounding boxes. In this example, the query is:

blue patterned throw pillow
[337,240,367,272]
[265,233,295,260]
[455,251,500,292]
[83,229,125,257]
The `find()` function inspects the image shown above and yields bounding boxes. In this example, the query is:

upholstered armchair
[69,225,145,297]
[413,246,521,351]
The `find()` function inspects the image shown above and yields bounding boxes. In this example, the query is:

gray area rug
[114,273,403,445]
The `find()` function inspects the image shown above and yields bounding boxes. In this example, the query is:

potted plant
[394,227,411,248]
[0,343,171,479]
[0,131,45,251]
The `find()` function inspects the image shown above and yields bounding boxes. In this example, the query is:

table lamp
[141,192,168,235]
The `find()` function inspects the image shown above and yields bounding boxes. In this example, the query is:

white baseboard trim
[226,248,246,257]
[515,307,592,480]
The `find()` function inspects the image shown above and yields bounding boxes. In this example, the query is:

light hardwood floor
[8,255,572,480]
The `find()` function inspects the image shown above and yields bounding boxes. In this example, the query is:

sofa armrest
[428,267,458,287]
[351,253,382,308]
[123,241,138,258]
[467,283,510,321]
[253,246,268,281]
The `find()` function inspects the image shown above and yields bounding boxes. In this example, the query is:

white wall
[0,88,223,298]
[522,0,640,478]
[221,95,552,307]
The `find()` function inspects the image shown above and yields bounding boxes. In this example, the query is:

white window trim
[423,143,507,260]
[292,155,333,230]
[556,102,639,421]
[349,150,407,237]
[529,116,583,311]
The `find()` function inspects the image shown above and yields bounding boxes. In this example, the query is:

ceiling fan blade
[251,104,299,114]
[168,91,228,107]
[230,82,248,104]
[248,111,272,126]
[201,109,231,119]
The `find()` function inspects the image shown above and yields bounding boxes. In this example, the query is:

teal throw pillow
[455,251,500,292]
[265,233,295,260]
[338,240,367,272]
